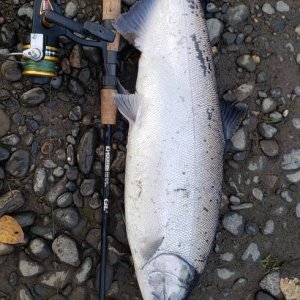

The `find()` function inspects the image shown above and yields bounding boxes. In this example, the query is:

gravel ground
[0,0,300,299]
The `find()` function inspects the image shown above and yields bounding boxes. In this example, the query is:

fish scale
[113,0,242,299]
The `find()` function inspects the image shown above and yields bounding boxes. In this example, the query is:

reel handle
[101,0,121,125]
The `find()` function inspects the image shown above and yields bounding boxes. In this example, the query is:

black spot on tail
[191,34,207,77]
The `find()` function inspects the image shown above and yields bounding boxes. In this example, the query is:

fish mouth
[140,254,197,300]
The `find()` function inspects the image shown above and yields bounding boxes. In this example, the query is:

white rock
[217,268,235,280]
[275,1,289,12]
[262,3,275,15]
[231,128,247,151]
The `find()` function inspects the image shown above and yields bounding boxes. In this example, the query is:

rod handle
[101,89,118,125]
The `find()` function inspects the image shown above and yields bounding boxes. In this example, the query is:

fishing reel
[21,0,115,84]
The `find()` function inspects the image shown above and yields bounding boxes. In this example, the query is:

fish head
[137,253,196,300]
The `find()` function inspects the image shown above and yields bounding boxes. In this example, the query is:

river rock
[54,208,79,229]
[20,88,46,107]
[6,150,30,177]
[38,270,71,289]
[225,4,250,26]
[1,60,22,82]
[18,252,44,277]
[28,238,51,260]
[0,190,25,217]
[45,176,68,205]
[33,167,47,196]
[0,109,11,137]
[73,256,93,285]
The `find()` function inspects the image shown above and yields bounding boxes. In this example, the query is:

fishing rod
[13,0,120,298]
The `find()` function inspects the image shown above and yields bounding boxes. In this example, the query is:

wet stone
[16,285,34,300]
[0,190,25,217]
[231,128,247,151]
[237,54,256,72]
[67,144,75,165]
[217,268,236,280]
[18,252,44,277]
[52,234,80,266]
[68,80,84,96]
[282,149,300,170]
[261,98,277,114]
[263,220,275,235]
[258,123,277,139]
[14,211,36,227]
[54,208,79,229]
[247,156,268,172]
[235,83,254,101]
[38,270,71,289]
[0,147,10,161]
[260,140,279,157]
[45,176,68,205]
[65,0,79,18]
[207,18,224,45]
[57,192,73,208]
[256,291,276,300]
[6,150,30,177]
[33,167,47,196]
[275,1,289,12]
[80,178,96,196]
[0,243,14,256]
[222,212,245,236]
[1,60,22,82]
[77,127,97,175]
[73,256,93,285]
[241,242,261,262]
[259,271,282,298]
[0,109,11,137]
[30,226,55,240]
[53,166,64,177]
[66,166,78,181]
[1,134,20,146]
[225,4,250,26]
[28,238,51,260]
[262,3,275,15]
[20,88,46,107]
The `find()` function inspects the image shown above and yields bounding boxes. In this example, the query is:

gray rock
[54,208,79,229]
[270,87,282,99]
[38,270,71,289]
[16,285,34,300]
[275,1,289,12]
[0,243,14,256]
[246,223,259,236]
[256,291,276,300]
[263,220,275,235]
[33,167,47,196]
[220,252,234,262]
[260,140,279,157]
[252,188,264,201]
[69,106,82,121]
[65,0,79,18]
[222,32,236,45]
[216,268,235,280]
[231,128,247,151]
[52,234,80,266]
[269,111,283,123]
[237,55,256,72]
[14,211,36,227]
[261,98,277,113]
[0,147,10,161]
[262,3,275,15]
[30,226,55,240]
[69,287,88,299]
[28,238,51,260]
[45,176,68,205]
[281,190,293,202]
[20,88,46,107]
[68,80,84,96]
[86,228,101,251]
[235,83,254,101]
[296,203,300,218]
[111,151,126,173]
[50,76,63,89]
[57,192,73,207]
[0,190,25,217]
[259,271,282,298]
[282,149,300,170]
[17,3,33,19]
[232,278,247,290]
[6,150,30,177]
[258,123,278,139]
[1,60,22,82]
[73,256,93,285]
[53,166,65,177]
[18,252,44,277]
[77,128,97,174]
[286,171,300,183]
[0,109,11,137]
[206,3,219,13]
[247,156,268,172]
[207,18,224,45]
[225,4,250,26]
[241,242,261,262]
[222,212,245,236]
[80,179,96,196]
[1,134,20,146]
[257,72,268,83]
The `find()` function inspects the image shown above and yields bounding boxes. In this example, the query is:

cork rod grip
[101,0,121,125]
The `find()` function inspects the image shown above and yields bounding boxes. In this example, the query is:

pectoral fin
[114,93,140,124]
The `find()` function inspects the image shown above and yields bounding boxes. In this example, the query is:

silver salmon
[113,0,245,299]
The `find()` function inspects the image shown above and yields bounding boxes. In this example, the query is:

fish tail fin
[113,0,158,51]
